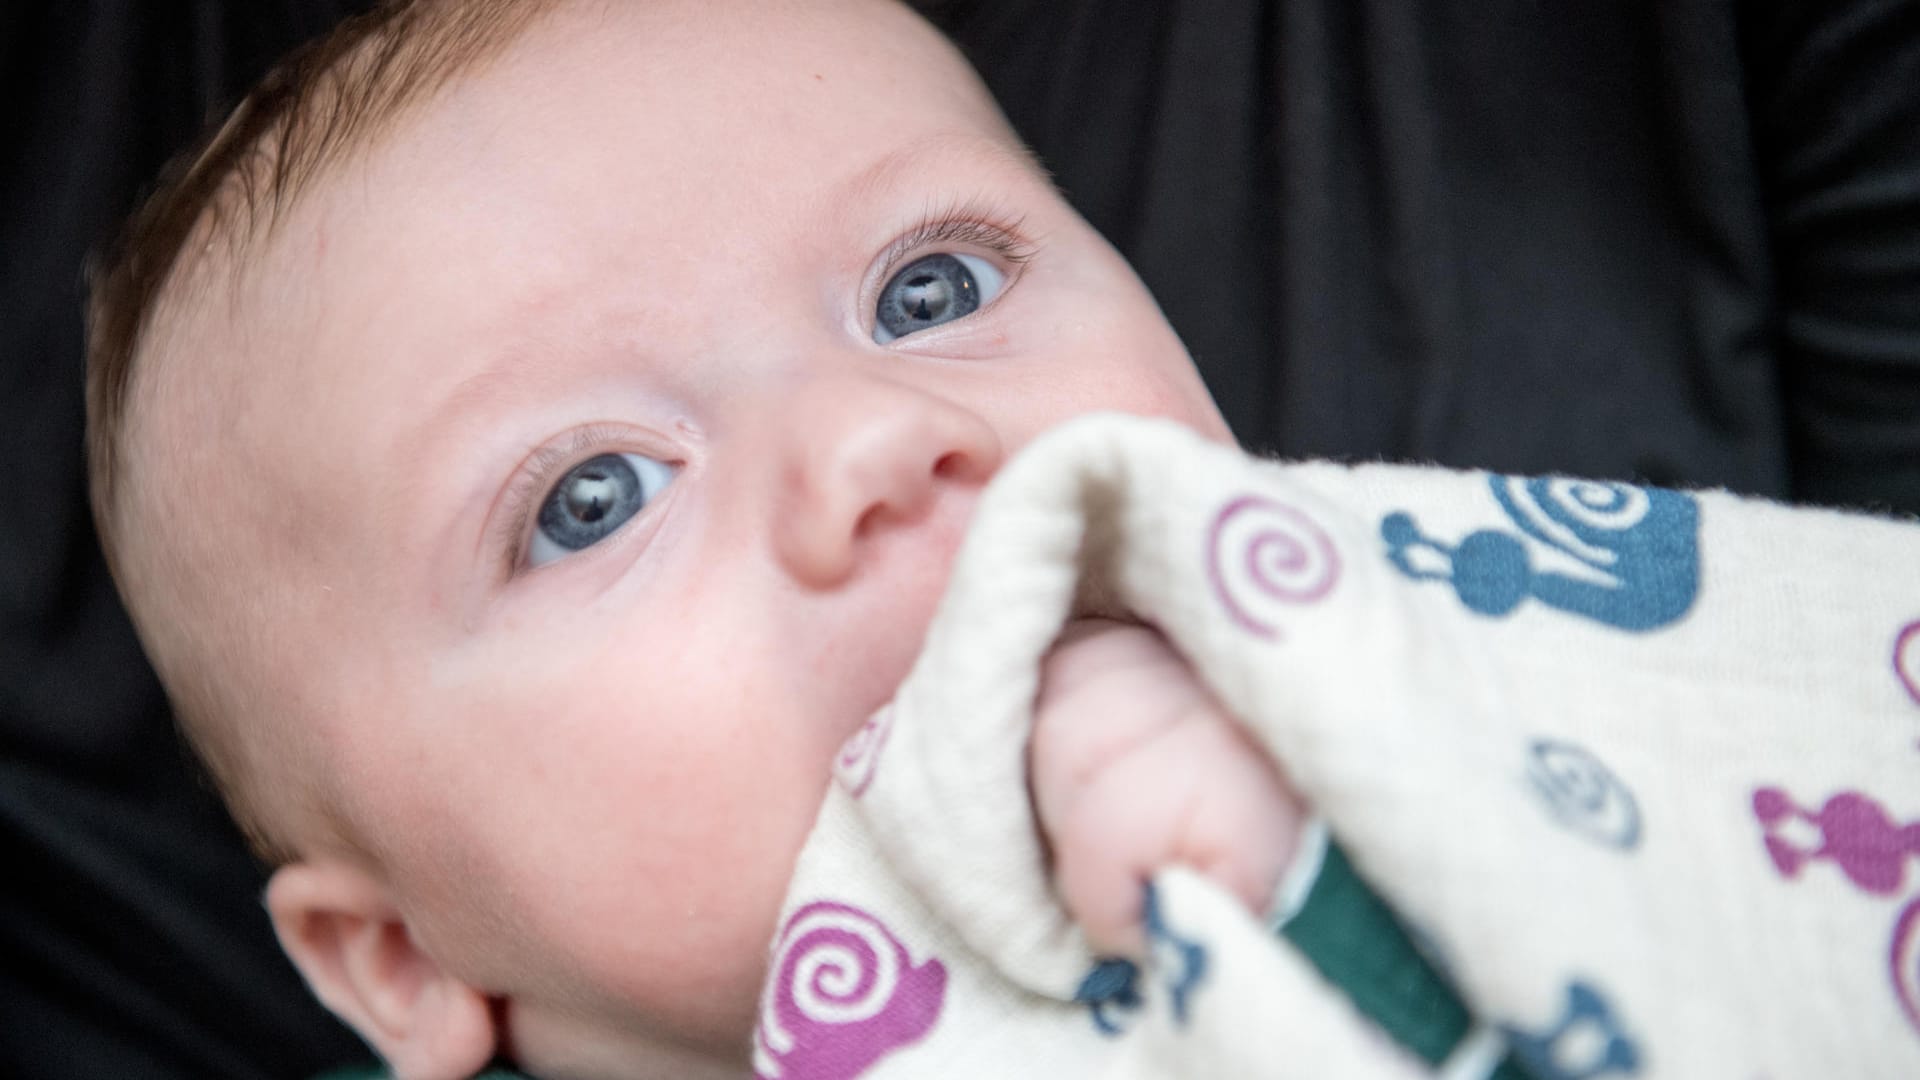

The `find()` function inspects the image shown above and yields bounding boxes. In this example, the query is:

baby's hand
[1030,618,1306,957]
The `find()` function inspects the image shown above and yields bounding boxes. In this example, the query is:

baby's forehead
[135,0,1030,563]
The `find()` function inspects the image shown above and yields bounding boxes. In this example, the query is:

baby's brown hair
[86,0,565,862]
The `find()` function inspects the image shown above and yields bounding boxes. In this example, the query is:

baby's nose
[772,375,1002,589]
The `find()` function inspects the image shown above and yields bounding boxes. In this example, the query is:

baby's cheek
[813,497,975,724]
[1041,342,1227,445]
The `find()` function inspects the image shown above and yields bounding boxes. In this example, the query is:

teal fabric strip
[1280,838,1536,1079]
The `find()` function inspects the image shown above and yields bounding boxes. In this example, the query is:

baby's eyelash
[875,201,1038,281]
[491,422,634,573]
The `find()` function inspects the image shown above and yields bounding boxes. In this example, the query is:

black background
[4,1,1916,1076]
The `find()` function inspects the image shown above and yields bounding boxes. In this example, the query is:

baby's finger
[1167,711,1303,917]
[1047,709,1304,957]
[1046,735,1202,957]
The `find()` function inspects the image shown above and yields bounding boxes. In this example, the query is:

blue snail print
[1073,882,1209,1036]
[1503,980,1643,1079]
[1381,475,1698,632]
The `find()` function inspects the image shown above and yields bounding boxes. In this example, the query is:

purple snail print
[1752,787,1920,897]
[754,900,947,1079]
[1753,786,1920,1036]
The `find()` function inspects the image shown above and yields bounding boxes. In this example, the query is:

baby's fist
[1029,618,1304,957]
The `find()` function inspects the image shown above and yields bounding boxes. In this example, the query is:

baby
[87,1,1301,1077]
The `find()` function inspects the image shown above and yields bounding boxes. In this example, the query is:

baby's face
[189,0,1226,1062]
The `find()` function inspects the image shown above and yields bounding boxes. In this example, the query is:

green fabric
[1281,838,1535,1079]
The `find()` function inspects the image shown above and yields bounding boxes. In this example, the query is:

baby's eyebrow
[409,341,557,463]
[398,329,635,524]
[834,131,1051,211]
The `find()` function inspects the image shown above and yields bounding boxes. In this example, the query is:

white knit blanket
[749,414,1920,1080]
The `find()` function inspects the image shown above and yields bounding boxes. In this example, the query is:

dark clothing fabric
[920,0,1920,515]
[3,1,1916,1077]
[4,6,376,1078]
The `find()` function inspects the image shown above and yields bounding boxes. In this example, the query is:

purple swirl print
[1895,898,1920,1036]
[834,706,893,798]
[754,900,946,1079]
[1206,494,1341,639]
[1896,620,1920,708]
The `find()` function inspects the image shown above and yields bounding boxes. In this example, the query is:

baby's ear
[266,859,497,1080]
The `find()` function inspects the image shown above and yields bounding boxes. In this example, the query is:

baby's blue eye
[528,452,675,566]
[872,252,1005,343]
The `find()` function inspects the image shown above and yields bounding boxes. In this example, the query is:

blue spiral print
[1525,741,1642,850]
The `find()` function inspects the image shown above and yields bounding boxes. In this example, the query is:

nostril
[932,450,973,480]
